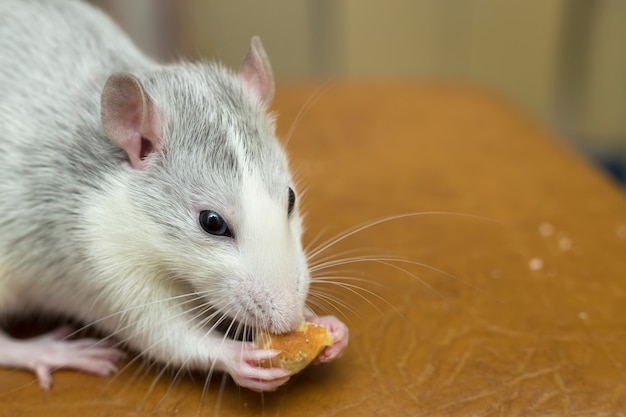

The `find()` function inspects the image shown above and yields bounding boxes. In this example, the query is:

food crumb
[538,222,555,237]
[557,234,572,251]
[528,257,543,271]
[578,311,589,321]
[490,268,502,279]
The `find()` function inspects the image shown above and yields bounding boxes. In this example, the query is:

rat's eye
[288,187,296,215]
[199,210,233,238]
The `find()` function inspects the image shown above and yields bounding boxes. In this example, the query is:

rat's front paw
[306,315,349,363]
[0,326,124,390]
[225,343,291,392]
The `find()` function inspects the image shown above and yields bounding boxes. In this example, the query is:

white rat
[0,0,348,392]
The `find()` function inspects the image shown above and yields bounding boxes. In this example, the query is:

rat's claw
[0,326,125,390]
[239,375,291,393]
[226,343,291,392]
[239,344,280,362]
[34,355,119,390]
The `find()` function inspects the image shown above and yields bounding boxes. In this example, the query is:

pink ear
[101,73,162,170]
[239,36,275,107]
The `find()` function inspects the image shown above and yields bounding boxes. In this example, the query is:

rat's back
[0,0,149,100]
[0,0,151,310]
[0,0,151,166]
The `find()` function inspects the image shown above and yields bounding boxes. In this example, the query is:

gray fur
[0,0,302,374]
[0,0,142,302]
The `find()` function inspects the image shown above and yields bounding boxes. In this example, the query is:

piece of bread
[255,322,334,375]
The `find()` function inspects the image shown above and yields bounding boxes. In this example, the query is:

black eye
[199,210,233,238]
[288,187,296,215]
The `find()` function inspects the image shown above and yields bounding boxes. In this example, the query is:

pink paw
[306,315,349,364]
[0,326,125,390]
[225,343,291,392]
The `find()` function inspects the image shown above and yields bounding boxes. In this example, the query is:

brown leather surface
[2,82,625,416]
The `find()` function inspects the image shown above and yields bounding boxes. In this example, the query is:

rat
[0,0,348,392]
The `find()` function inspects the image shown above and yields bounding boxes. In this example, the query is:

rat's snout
[234,173,309,333]
[236,269,306,334]
[236,229,308,333]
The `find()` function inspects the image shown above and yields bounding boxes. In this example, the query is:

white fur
[0,0,312,382]
[223,171,308,332]
[77,164,309,369]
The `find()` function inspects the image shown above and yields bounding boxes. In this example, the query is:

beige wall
[91,0,626,152]
[340,0,566,129]
[580,1,626,146]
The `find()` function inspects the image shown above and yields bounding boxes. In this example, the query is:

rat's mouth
[180,286,257,341]
[214,316,255,341]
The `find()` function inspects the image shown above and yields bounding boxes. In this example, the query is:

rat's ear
[101,72,162,170]
[239,36,275,107]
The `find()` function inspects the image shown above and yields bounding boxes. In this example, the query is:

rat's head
[100,37,308,334]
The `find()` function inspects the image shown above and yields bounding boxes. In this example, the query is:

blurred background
[89,0,626,186]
